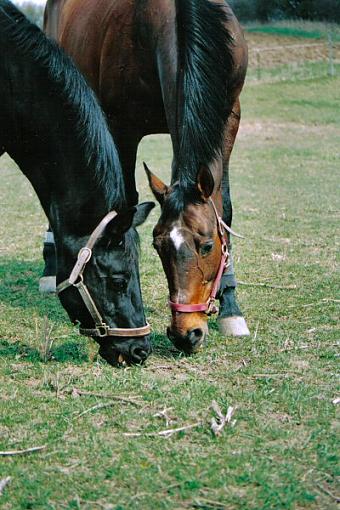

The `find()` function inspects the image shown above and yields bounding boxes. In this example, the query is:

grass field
[245,20,340,42]
[0,72,339,508]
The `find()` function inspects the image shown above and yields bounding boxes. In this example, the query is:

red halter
[168,198,231,316]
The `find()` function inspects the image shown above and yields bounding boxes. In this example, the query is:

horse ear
[197,165,214,200]
[102,208,137,240]
[98,202,155,246]
[144,162,169,206]
[132,201,155,228]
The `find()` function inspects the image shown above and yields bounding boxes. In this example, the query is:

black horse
[0,0,154,365]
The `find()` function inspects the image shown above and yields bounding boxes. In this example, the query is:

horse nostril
[188,328,204,345]
[129,345,149,364]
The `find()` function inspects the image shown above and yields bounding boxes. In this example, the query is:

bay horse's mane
[175,0,234,191]
[0,0,126,210]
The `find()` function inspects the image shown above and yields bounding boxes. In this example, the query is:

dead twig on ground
[193,497,229,509]
[74,401,119,419]
[0,477,11,495]
[123,422,202,438]
[149,365,174,370]
[235,359,250,371]
[210,401,235,436]
[238,280,297,290]
[78,498,114,509]
[153,407,175,427]
[288,298,340,309]
[317,483,340,503]
[69,388,142,406]
[252,373,289,378]
[0,445,47,456]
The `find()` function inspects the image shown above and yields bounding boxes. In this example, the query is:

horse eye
[110,277,127,291]
[200,241,214,256]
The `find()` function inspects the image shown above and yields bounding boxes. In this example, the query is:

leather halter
[168,198,241,316]
[57,211,151,338]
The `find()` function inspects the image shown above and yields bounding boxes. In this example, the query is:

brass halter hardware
[57,211,151,338]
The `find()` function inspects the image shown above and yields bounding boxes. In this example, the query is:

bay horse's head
[145,164,227,354]
[57,202,155,366]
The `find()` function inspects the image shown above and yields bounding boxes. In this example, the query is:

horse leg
[39,225,56,293]
[113,131,140,207]
[217,100,250,336]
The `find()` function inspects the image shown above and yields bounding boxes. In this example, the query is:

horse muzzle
[167,324,208,354]
[98,334,152,365]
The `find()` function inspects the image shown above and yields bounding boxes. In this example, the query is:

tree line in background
[229,0,340,23]
[17,0,340,27]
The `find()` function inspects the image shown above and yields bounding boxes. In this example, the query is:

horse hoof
[218,316,250,337]
[39,276,56,294]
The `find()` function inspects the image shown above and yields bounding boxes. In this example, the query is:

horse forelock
[162,182,204,219]
[0,0,126,211]
[175,0,234,187]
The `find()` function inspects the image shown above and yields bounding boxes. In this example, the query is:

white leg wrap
[218,316,250,337]
[44,231,55,243]
[39,276,56,294]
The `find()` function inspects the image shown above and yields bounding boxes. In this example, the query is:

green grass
[246,61,340,84]
[0,76,339,509]
[247,26,325,40]
[245,20,340,41]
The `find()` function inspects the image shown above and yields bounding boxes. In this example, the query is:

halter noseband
[168,198,243,316]
[57,210,151,338]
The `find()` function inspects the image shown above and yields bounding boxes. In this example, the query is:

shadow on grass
[150,331,191,361]
[0,258,186,363]
[0,338,89,363]
[0,257,68,325]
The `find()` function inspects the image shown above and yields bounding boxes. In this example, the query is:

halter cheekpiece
[57,210,150,338]
[168,198,242,316]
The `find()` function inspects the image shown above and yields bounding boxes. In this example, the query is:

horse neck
[150,0,232,187]
[5,98,109,236]
[1,49,119,238]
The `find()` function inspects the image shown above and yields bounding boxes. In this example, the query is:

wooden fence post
[256,50,261,81]
[328,33,335,77]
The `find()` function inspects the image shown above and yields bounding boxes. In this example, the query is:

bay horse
[0,0,155,365]
[44,0,250,354]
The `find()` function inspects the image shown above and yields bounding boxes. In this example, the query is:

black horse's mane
[0,0,126,210]
[174,0,233,201]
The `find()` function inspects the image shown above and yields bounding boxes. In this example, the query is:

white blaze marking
[170,226,185,251]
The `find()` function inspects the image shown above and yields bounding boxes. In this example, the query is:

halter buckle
[69,247,92,284]
[73,274,84,287]
[207,298,219,316]
[222,242,229,257]
[97,323,109,337]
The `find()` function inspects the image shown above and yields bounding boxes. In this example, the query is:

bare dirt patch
[238,120,340,140]
[245,32,340,68]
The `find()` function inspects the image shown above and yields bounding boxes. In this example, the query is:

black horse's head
[57,202,154,365]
